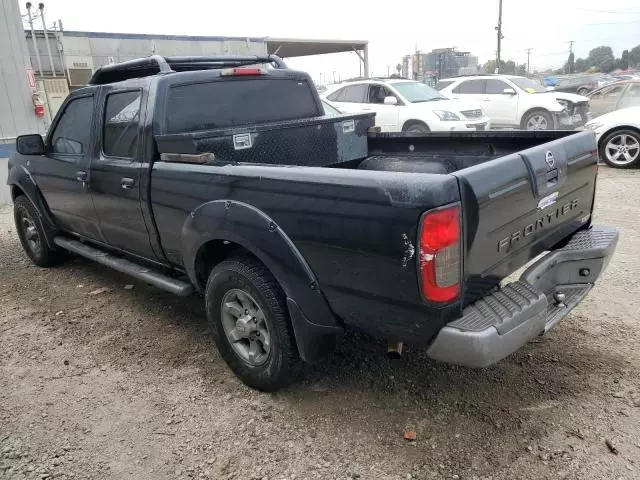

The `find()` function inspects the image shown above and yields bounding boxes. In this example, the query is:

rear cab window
[165,77,320,134]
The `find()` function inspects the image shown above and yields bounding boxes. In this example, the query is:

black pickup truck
[7,55,618,391]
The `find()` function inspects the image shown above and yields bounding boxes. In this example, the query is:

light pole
[495,0,503,73]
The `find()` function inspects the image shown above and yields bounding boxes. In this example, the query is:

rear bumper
[426,225,618,368]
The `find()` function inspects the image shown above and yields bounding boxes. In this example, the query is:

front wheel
[522,110,555,131]
[205,256,303,391]
[599,129,640,168]
[577,87,589,96]
[14,195,66,267]
[403,121,430,134]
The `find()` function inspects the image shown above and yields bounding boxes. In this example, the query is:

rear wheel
[403,121,430,134]
[577,87,589,96]
[205,256,302,391]
[522,110,554,131]
[14,196,66,267]
[599,129,640,168]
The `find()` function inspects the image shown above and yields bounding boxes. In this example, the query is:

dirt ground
[1,167,639,480]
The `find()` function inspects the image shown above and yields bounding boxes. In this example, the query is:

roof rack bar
[164,54,287,68]
[87,54,287,85]
[88,54,172,84]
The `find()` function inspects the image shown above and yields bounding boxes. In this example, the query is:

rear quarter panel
[150,163,461,342]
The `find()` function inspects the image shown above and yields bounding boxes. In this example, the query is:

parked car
[7,55,618,391]
[321,79,490,133]
[587,80,640,117]
[321,99,341,116]
[585,106,640,168]
[437,75,590,130]
[553,74,613,96]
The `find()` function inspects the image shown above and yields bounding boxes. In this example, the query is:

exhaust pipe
[387,341,403,359]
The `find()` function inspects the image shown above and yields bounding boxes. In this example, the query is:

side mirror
[503,88,516,95]
[383,96,398,105]
[16,134,45,155]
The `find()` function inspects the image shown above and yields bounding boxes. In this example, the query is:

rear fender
[7,164,58,249]
[181,200,342,362]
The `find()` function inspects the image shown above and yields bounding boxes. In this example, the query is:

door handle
[121,177,135,189]
[76,170,88,182]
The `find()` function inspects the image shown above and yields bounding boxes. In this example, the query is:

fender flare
[7,164,59,249]
[181,200,342,362]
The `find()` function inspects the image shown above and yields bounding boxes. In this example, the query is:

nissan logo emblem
[545,151,556,169]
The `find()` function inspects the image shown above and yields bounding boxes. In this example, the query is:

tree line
[481,45,640,76]
[565,45,640,74]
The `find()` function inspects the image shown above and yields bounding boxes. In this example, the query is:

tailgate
[454,131,597,302]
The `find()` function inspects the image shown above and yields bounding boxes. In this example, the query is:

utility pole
[25,2,44,76]
[526,48,532,75]
[495,0,503,73]
[39,2,57,76]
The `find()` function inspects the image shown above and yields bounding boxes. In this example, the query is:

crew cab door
[89,84,155,259]
[365,84,400,131]
[31,93,102,239]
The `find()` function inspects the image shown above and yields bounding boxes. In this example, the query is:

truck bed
[151,124,598,343]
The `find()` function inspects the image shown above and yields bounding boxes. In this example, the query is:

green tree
[629,45,640,68]
[503,60,516,74]
[565,52,575,74]
[574,57,587,72]
[516,63,527,75]
[616,50,630,70]
[586,46,615,73]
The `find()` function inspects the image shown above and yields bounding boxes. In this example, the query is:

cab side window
[485,79,511,94]
[50,96,94,155]
[452,80,484,94]
[368,84,396,104]
[103,91,142,158]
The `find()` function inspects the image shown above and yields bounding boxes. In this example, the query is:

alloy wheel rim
[526,115,548,130]
[605,134,640,165]
[21,214,41,256]
[220,288,271,366]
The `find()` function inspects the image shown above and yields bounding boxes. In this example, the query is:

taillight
[418,204,461,303]
[221,67,265,76]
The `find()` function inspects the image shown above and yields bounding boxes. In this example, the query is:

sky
[24,0,640,83]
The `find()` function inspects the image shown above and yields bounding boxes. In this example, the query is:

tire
[402,121,430,134]
[13,195,66,267]
[599,129,640,168]
[205,255,302,391]
[522,110,555,131]
[577,87,589,96]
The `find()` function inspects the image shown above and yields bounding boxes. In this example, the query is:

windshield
[390,81,446,102]
[510,77,547,93]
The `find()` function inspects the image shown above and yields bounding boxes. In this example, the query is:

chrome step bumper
[426,225,618,368]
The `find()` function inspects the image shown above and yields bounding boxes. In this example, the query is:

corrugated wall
[0,0,46,152]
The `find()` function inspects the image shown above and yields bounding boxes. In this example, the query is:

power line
[576,7,640,14]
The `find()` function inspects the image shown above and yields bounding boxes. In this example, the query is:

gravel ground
[1,166,639,480]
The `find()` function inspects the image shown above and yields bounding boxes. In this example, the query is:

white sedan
[321,79,490,133]
[584,106,640,168]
